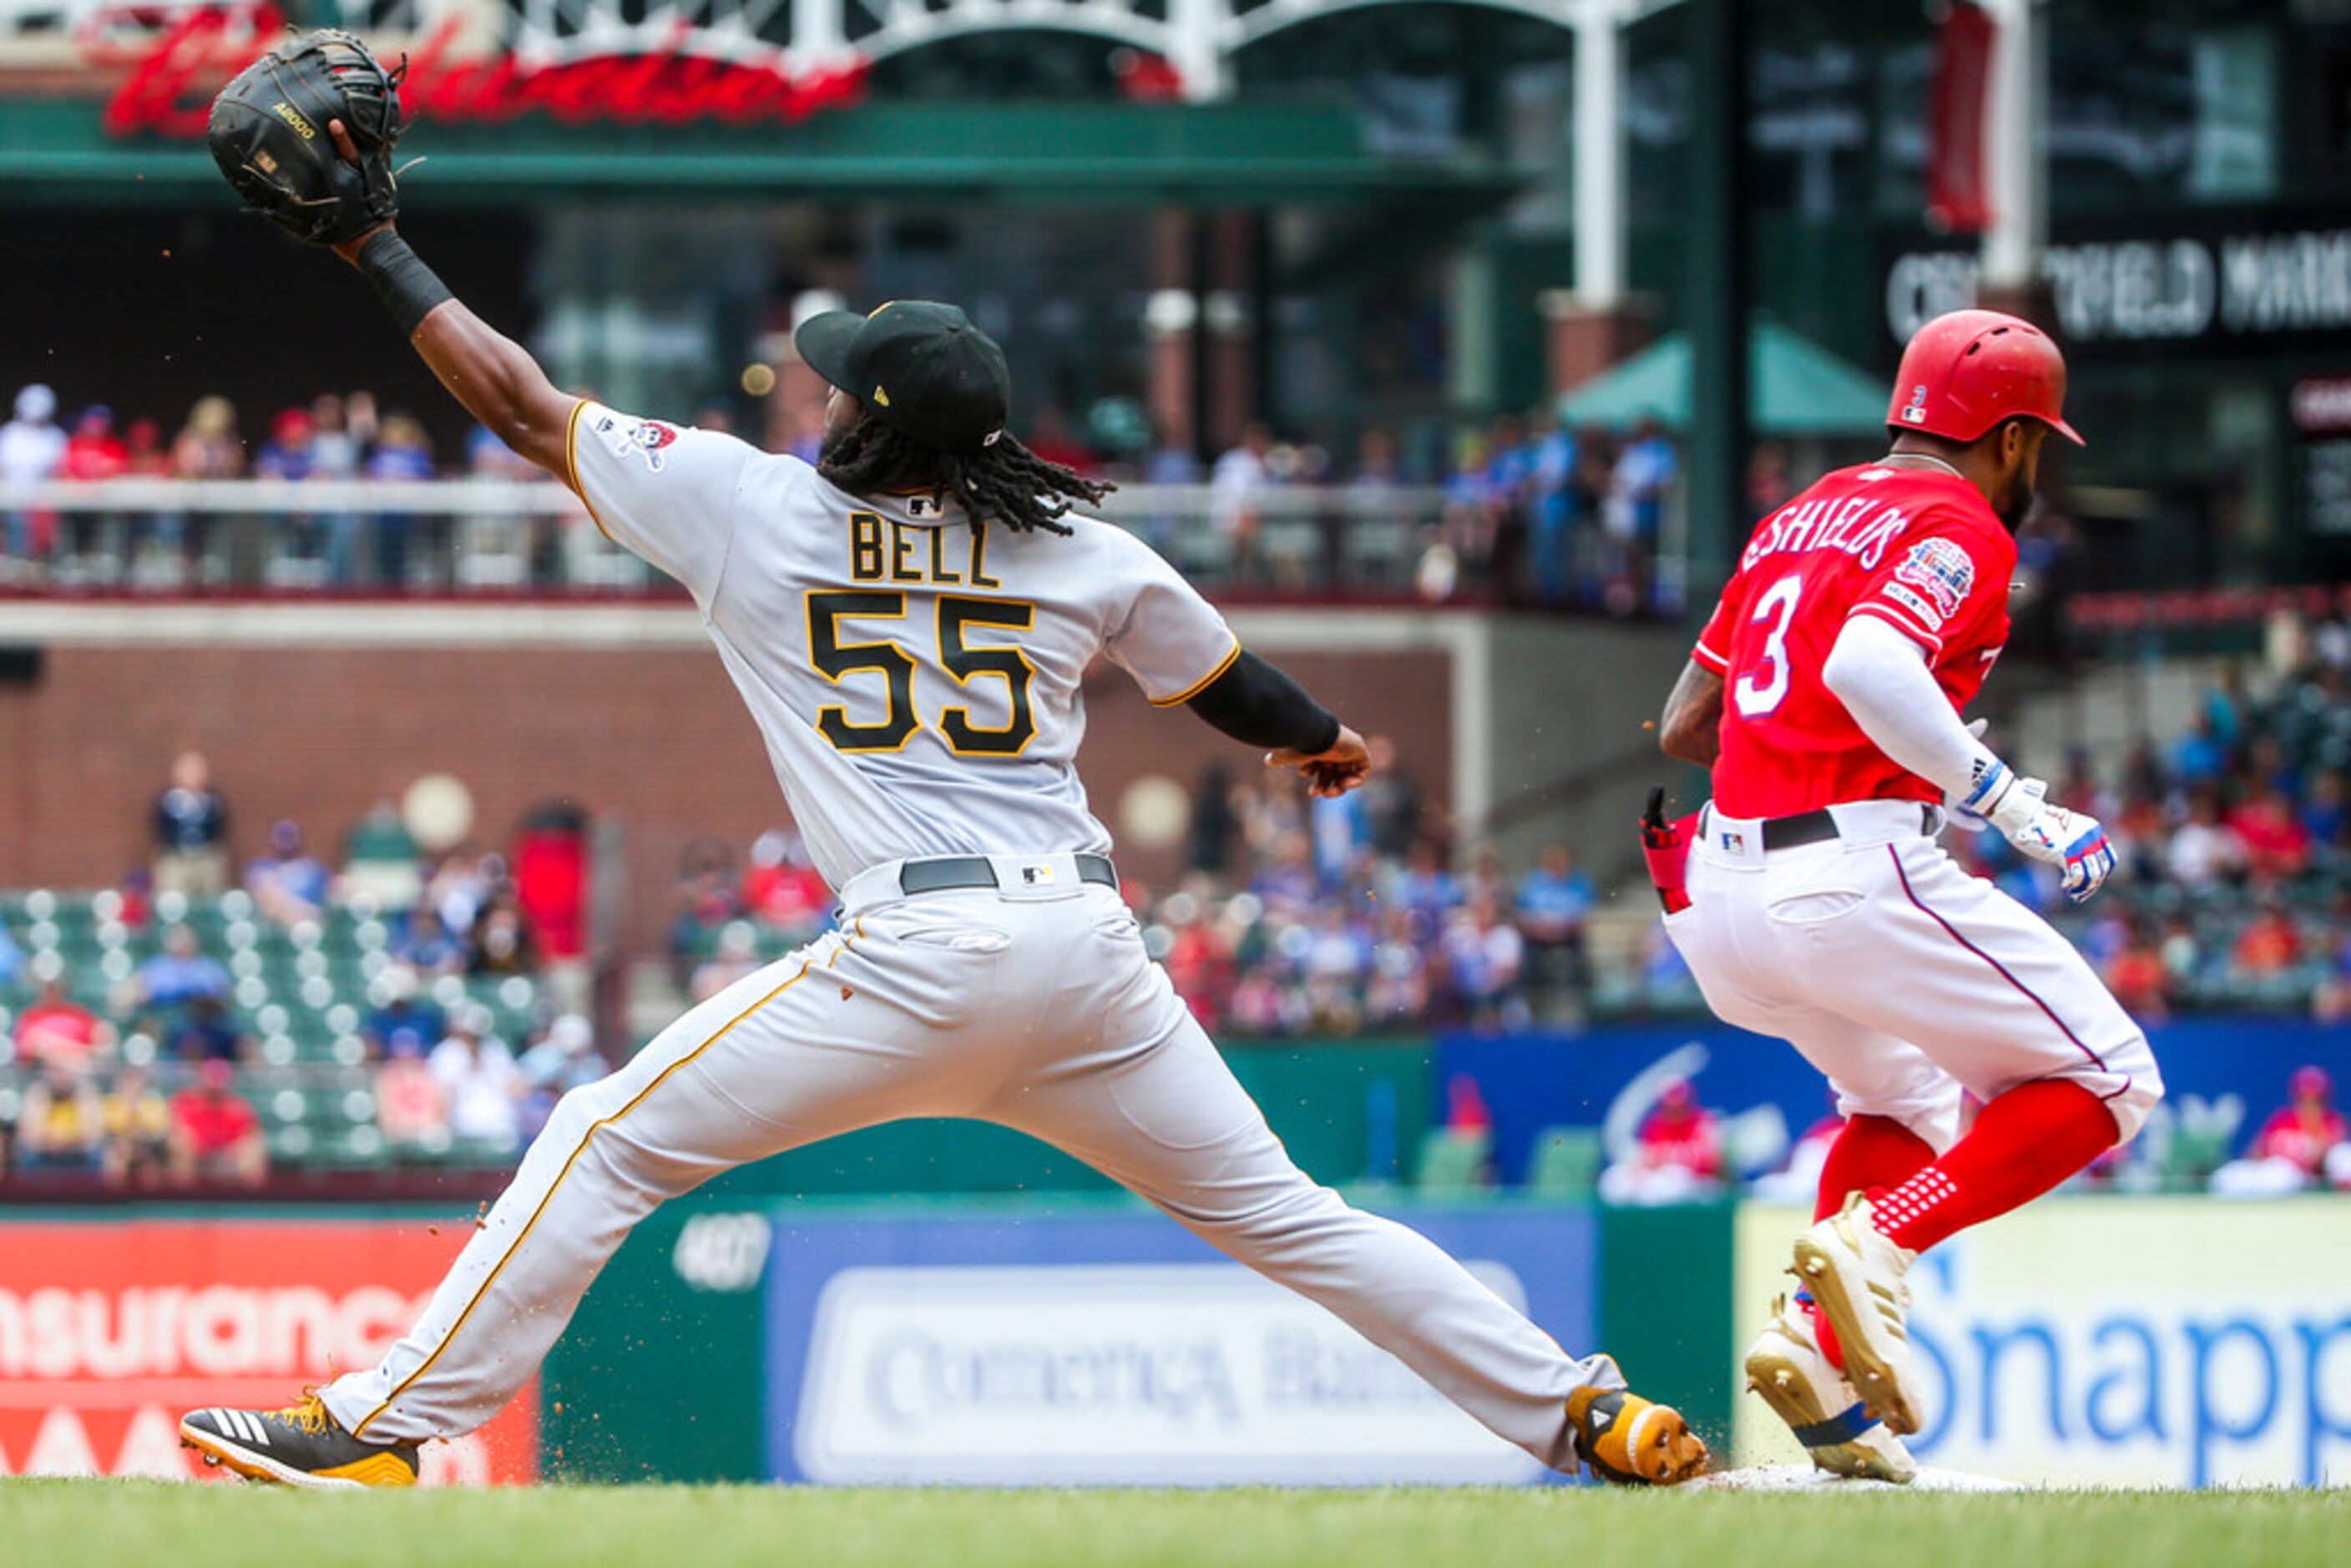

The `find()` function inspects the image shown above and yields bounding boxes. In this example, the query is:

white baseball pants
[1664,801,2161,1154]
[321,854,1619,1472]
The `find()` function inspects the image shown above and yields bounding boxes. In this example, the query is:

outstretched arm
[1186,649,1370,799]
[326,122,575,480]
[1657,659,1724,767]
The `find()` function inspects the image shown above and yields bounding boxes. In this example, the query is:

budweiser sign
[88,3,868,139]
[0,1218,537,1482]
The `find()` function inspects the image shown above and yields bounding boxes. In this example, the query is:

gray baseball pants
[320,854,1620,1472]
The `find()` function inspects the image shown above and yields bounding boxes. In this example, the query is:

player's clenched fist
[1958,760,2116,903]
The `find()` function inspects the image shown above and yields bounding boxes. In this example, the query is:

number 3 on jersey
[806,589,1039,756]
[1733,574,1802,718]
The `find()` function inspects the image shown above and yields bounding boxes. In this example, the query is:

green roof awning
[1556,318,1888,436]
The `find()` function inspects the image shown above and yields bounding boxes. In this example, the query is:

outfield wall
[0,1196,2343,1487]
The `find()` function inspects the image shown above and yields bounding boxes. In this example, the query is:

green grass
[3,1480,2345,1568]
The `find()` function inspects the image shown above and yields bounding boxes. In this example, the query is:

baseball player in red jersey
[1652,310,2163,1482]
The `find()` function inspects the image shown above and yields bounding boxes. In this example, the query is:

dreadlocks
[817,416,1115,537]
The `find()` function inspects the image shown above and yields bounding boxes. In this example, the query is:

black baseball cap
[794,301,1011,456]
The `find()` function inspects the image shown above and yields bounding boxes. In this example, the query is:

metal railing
[0,478,1468,595]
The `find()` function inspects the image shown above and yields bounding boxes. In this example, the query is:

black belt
[1760,804,1939,852]
[897,853,1119,895]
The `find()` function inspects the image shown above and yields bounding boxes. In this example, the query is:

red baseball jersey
[1693,463,2015,817]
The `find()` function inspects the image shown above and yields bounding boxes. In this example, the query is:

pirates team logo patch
[1894,536,1974,620]
[602,417,680,472]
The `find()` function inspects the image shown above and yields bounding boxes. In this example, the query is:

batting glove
[1963,761,2116,903]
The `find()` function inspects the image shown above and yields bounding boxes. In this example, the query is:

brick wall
[0,638,1450,959]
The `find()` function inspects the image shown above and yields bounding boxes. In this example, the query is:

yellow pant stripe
[352,957,817,1438]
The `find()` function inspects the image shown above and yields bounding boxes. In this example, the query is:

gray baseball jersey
[564,400,1241,889]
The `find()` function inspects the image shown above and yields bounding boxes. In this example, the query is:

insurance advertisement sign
[0,1218,538,1483]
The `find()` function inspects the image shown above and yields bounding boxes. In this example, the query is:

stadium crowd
[0,751,604,1187]
[666,627,2351,1044]
[1,379,1680,612]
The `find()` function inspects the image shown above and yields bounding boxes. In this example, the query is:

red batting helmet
[1888,309,2083,447]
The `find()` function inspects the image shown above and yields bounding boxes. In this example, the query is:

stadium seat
[1526,1126,1604,1201]
[1413,1128,1492,1196]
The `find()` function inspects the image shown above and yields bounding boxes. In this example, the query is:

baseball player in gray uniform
[179,122,1707,1491]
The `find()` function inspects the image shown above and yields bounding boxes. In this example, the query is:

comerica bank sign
[1888,225,2351,348]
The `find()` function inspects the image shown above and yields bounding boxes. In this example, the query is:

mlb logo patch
[1894,537,1974,619]
[1902,384,1929,423]
[1020,864,1055,885]
[1721,830,1746,853]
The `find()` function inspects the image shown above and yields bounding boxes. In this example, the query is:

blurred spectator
[167,397,241,578]
[374,1037,451,1156]
[153,749,230,896]
[692,922,761,1003]
[2232,899,2302,976]
[2105,916,2173,1021]
[742,829,831,936]
[2227,781,2313,882]
[1,383,66,566]
[670,837,741,984]
[169,1060,266,1187]
[130,923,230,1009]
[431,1009,524,1151]
[124,418,169,478]
[517,1014,606,1140]
[245,819,332,926]
[1601,1079,1723,1205]
[1440,892,1526,1029]
[101,1065,172,1188]
[60,405,127,482]
[308,392,363,582]
[1358,736,1423,857]
[391,908,466,979]
[468,888,538,978]
[1525,412,1578,604]
[365,968,445,1059]
[1211,422,1273,580]
[16,1059,105,1172]
[170,396,243,478]
[15,975,114,1071]
[2252,1067,2347,1177]
[167,994,252,1065]
[1516,842,1594,990]
[1600,414,1676,615]
[2166,787,2246,889]
[2212,1065,2348,1196]
[253,407,316,480]
[367,412,436,583]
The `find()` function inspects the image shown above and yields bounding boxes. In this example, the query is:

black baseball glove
[207,29,407,246]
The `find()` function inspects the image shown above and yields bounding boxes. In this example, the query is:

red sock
[1813,1114,1937,1222]
[1802,1115,1936,1372]
[1870,1080,2120,1254]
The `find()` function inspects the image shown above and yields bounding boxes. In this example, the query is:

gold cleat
[1790,1193,1922,1437]
[1745,1296,1916,1484]
[179,1392,420,1489]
